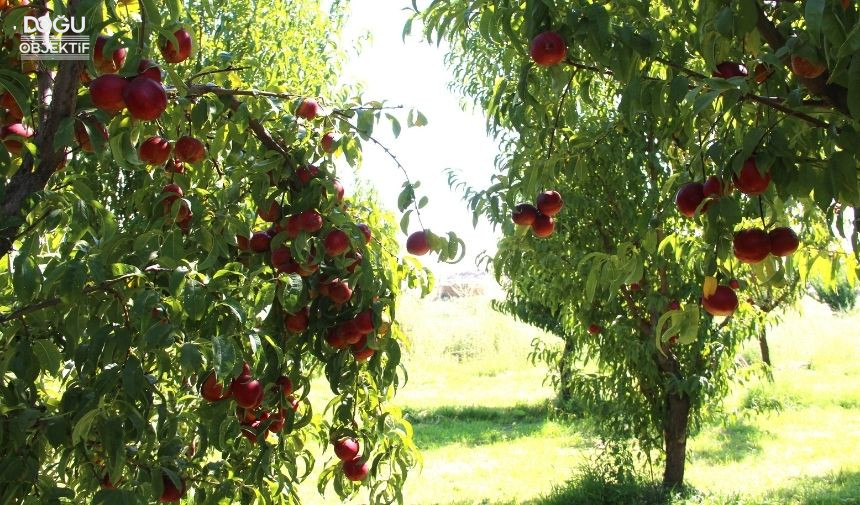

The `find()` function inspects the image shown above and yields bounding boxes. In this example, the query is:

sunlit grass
[302,294,860,504]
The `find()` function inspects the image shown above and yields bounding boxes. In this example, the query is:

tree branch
[0,267,169,324]
[754,3,850,117]
[0,13,85,262]
[331,111,427,230]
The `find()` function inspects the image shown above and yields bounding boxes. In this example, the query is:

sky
[333,0,502,277]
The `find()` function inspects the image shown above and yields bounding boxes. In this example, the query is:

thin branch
[754,2,850,117]
[184,84,298,101]
[188,66,251,82]
[566,55,831,128]
[331,111,427,230]
[546,72,576,158]
[11,210,52,242]
[0,267,169,324]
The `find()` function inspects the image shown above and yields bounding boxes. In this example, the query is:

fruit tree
[415,0,857,488]
[0,0,462,503]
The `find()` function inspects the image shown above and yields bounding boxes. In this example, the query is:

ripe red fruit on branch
[530,31,567,66]
[139,137,171,165]
[271,247,293,272]
[328,281,353,304]
[352,340,375,362]
[232,364,263,409]
[675,182,705,218]
[321,132,336,153]
[754,63,772,84]
[712,61,748,79]
[702,285,739,317]
[342,458,369,482]
[165,159,185,174]
[161,183,183,207]
[268,409,286,433]
[354,310,374,334]
[123,76,167,121]
[295,165,319,184]
[74,119,108,152]
[587,324,601,335]
[250,231,271,253]
[531,214,555,238]
[536,191,563,216]
[332,179,345,202]
[284,307,309,333]
[276,376,293,396]
[137,59,162,82]
[89,75,127,113]
[299,210,323,233]
[99,474,116,490]
[1,123,34,154]
[769,227,799,256]
[702,175,725,199]
[357,223,372,244]
[729,279,740,290]
[296,98,321,120]
[175,136,206,163]
[733,228,771,264]
[790,55,826,79]
[324,229,350,256]
[733,158,771,195]
[334,437,360,461]
[326,328,349,349]
[93,35,126,74]
[346,251,363,273]
[406,231,431,255]
[201,371,229,402]
[1,92,23,120]
[159,474,186,503]
[512,203,538,226]
[257,201,281,223]
[159,28,193,64]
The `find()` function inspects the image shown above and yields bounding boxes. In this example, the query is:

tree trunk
[759,331,771,366]
[558,337,573,403]
[663,391,691,489]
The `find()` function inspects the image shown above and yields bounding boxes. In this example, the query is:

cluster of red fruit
[0,0,36,152]
[711,53,828,86]
[200,364,299,443]
[333,437,369,482]
[675,157,799,317]
[151,134,206,233]
[87,28,192,119]
[511,190,564,237]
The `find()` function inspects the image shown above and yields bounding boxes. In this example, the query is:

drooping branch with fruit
[0,0,460,503]
[416,0,857,489]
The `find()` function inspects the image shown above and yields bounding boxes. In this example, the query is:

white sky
[334,0,501,277]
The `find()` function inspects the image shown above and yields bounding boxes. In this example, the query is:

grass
[302,295,860,504]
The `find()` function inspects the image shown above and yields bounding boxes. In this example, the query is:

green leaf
[805,0,825,42]
[32,339,62,376]
[212,334,238,379]
[72,409,101,444]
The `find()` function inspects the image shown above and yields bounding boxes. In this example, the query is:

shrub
[811,279,858,314]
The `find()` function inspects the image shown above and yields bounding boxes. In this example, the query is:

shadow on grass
[404,403,579,450]
[692,420,764,464]
[527,470,860,505]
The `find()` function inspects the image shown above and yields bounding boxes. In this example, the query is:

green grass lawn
[305,295,860,504]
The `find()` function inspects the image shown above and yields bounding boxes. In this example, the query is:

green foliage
[811,277,858,313]
[412,0,859,486]
[0,1,463,503]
